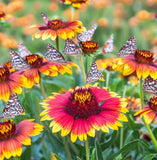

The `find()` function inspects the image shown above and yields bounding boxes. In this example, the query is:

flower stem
[86,55,92,75]
[15,156,20,160]
[80,54,86,84]
[39,78,46,99]
[106,71,110,88]
[63,137,72,160]
[56,36,59,51]
[71,6,75,20]
[144,121,157,150]
[140,78,144,109]
[85,137,90,160]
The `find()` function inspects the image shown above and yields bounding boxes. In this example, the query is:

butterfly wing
[41,12,50,25]
[102,34,114,54]
[143,76,157,95]
[9,50,31,70]
[45,43,66,64]
[0,93,25,119]
[63,38,83,55]
[77,23,98,43]
[86,62,103,84]
[118,35,137,57]
[18,43,31,58]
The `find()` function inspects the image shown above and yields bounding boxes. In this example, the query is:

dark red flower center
[25,54,43,68]
[148,96,157,112]
[0,66,10,83]
[3,61,15,73]
[134,49,154,64]
[81,41,99,53]
[0,121,16,140]
[67,88,100,119]
[47,19,64,30]
[70,0,87,3]
[0,11,6,19]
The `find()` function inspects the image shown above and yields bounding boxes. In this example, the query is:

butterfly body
[0,93,25,119]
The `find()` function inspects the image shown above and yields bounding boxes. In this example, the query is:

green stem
[85,137,89,160]
[39,78,46,99]
[140,78,144,109]
[144,121,157,150]
[63,137,72,160]
[56,36,59,51]
[15,156,20,160]
[86,55,92,74]
[80,54,86,84]
[106,71,110,88]
[71,6,75,20]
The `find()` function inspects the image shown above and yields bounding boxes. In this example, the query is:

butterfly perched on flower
[86,62,103,84]
[17,42,31,58]
[45,43,66,64]
[77,23,98,43]
[102,34,114,54]
[63,38,83,55]
[9,50,31,70]
[41,12,50,25]
[118,35,137,57]
[0,93,25,119]
[143,76,157,95]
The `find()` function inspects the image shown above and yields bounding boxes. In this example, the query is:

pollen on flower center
[81,41,99,53]
[134,49,154,64]
[25,54,43,68]
[67,88,100,118]
[148,96,157,112]
[0,67,10,82]
[0,121,16,140]
[48,19,64,30]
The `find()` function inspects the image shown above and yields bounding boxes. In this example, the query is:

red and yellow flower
[81,41,99,54]
[134,96,157,124]
[32,13,85,41]
[0,119,43,160]
[0,11,6,20]
[113,49,157,79]
[0,62,29,102]
[40,84,128,142]
[60,0,89,8]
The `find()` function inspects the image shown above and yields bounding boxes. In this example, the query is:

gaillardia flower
[60,0,89,8]
[81,41,99,54]
[0,11,6,21]
[134,96,157,124]
[0,119,43,160]
[40,85,128,142]
[32,12,85,41]
[0,62,28,102]
[113,49,157,79]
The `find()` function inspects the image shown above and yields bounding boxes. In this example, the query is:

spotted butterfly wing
[143,76,157,95]
[0,93,25,119]
[102,34,114,54]
[9,50,31,70]
[77,23,98,43]
[63,38,83,55]
[18,43,31,58]
[41,12,50,25]
[86,62,103,84]
[118,35,137,57]
[45,43,66,64]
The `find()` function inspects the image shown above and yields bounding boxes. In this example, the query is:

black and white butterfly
[0,93,25,119]
[86,62,103,84]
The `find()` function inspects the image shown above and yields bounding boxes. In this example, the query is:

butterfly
[77,23,98,43]
[0,93,25,119]
[86,62,103,84]
[45,43,66,64]
[118,35,137,57]
[63,38,83,55]
[41,12,50,25]
[9,50,31,70]
[102,34,114,54]
[143,76,157,95]
[17,42,31,58]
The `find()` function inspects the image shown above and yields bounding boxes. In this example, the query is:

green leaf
[95,141,103,160]
[91,148,96,160]
[76,156,82,160]
[142,153,156,160]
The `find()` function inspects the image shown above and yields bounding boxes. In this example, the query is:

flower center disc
[148,96,157,112]
[67,88,99,118]
[0,11,6,19]
[48,19,64,30]
[134,49,154,64]
[0,67,10,82]
[70,0,87,3]
[0,121,16,140]
[81,41,99,53]
[25,55,43,68]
